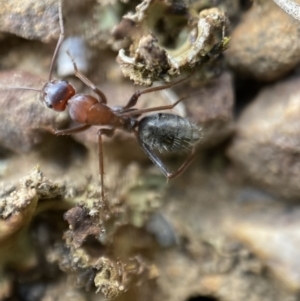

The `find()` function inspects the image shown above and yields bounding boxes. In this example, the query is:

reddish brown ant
[6,0,201,204]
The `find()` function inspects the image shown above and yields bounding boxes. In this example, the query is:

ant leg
[97,128,115,204]
[121,96,188,117]
[66,51,107,104]
[55,124,91,135]
[135,133,197,180]
[48,0,64,81]
[166,148,197,180]
[39,124,91,135]
[123,76,191,110]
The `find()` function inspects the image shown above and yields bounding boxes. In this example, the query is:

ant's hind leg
[121,96,188,117]
[136,133,197,180]
[123,76,191,110]
[166,148,197,180]
[54,124,91,135]
[66,51,107,104]
[97,128,115,206]
[39,124,91,135]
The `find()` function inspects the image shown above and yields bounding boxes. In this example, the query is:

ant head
[42,80,75,111]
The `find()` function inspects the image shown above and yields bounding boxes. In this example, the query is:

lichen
[0,162,165,299]
[114,0,230,85]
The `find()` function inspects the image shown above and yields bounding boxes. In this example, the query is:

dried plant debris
[50,165,165,299]
[49,240,154,300]
[228,75,300,200]
[226,0,300,81]
[63,205,105,249]
[114,0,230,85]
[80,0,236,52]
[0,70,68,153]
[0,0,60,42]
[50,198,159,299]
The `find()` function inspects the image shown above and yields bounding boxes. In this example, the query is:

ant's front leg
[67,51,107,104]
[135,133,197,180]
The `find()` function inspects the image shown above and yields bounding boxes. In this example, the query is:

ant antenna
[5,87,41,93]
[48,0,64,81]
[66,51,108,103]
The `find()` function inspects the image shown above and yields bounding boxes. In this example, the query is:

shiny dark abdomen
[138,113,200,152]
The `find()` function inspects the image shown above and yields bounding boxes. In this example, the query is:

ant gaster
[8,0,201,204]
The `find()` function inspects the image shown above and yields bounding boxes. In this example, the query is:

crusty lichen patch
[114,0,229,85]
[0,166,66,299]
[0,166,65,241]
[0,163,165,299]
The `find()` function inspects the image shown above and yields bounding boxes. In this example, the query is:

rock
[227,209,300,292]
[226,0,300,81]
[0,0,60,42]
[185,71,234,147]
[228,75,300,199]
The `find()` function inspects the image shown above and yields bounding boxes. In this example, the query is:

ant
[7,0,201,204]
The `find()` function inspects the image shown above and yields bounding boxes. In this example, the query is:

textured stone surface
[0,0,59,42]
[228,75,300,199]
[226,0,300,81]
[228,210,300,292]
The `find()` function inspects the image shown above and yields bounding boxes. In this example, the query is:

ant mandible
[9,0,201,204]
